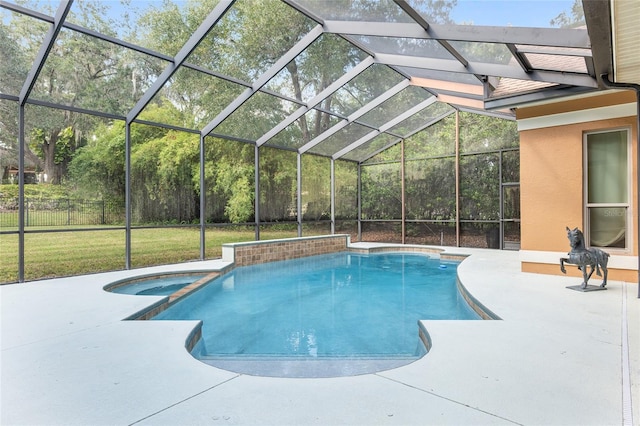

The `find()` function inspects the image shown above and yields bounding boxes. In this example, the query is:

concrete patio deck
[1,246,638,425]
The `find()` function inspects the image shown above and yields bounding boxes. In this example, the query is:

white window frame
[583,127,633,253]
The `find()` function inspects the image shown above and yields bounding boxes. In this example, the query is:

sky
[449,0,577,27]
[1,0,579,29]
[0,0,580,40]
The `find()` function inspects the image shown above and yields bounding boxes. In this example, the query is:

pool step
[198,356,421,378]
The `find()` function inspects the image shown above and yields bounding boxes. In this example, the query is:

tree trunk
[41,129,63,184]
[286,62,310,143]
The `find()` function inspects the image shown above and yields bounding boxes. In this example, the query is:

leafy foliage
[5,0,520,230]
[550,0,584,28]
[68,121,126,202]
[361,113,518,222]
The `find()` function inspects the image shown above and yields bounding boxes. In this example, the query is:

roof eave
[582,0,613,88]
[484,86,599,110]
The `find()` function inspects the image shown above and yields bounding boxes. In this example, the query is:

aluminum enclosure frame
[0,0,611,282]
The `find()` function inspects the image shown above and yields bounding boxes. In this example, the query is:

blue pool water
[153,252,479,373]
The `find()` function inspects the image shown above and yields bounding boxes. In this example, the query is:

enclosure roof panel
[290,0,415,23]
[0,0,613,162]
[0,9,50,97]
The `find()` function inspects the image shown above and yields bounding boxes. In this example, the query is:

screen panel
[259,146,297,222]
[405,157,455,221]
[361,162,401,220]
[361,221,402,243]
[405,221,456,246]
[203,137,255,224]
[130,123,200,226]
[302,154,330,221]
[459,153,500,221]
[23,229,126,281]
[131,227,200,268]
[0,233,18,283]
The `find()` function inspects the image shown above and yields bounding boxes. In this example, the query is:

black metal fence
[0,197,124,227]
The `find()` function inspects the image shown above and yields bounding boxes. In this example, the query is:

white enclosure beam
[333,96,437,159]
[202,25,324,137]
[299,79,410,154]
[256,57,375,146]
[127,0,235,122]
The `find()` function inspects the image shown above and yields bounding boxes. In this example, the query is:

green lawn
[0,226,303,283]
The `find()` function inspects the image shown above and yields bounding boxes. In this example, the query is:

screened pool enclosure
[1,0,599,283]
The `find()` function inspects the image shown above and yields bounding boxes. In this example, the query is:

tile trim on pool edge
[123,270,232,321]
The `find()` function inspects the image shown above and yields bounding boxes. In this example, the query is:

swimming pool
[151,251,480,377]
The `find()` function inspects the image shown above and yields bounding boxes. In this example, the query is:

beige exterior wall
[517,91,638,283]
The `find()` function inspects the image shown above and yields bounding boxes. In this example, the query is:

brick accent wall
[223,235,350,267]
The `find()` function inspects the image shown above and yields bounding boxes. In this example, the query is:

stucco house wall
[517,90,638,283]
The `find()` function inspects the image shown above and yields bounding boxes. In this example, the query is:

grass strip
[0,226,303,283]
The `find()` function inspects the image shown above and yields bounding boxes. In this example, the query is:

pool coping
[104,240,501,377]
[113,238,499,368]
[1,244,636,425]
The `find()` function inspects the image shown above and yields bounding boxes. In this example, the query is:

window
[585,128,630,250]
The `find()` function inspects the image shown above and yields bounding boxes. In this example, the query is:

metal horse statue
[560,226,609,289]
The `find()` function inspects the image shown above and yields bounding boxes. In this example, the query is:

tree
[403,0,458,24]
[70,103,202,223]
[361,163,402,220]
[550,0,584,28]
[203,138,255,223]
[405,157,456,220]
[130,128,199,224]
[259,147,297,222]
[131,0,375,223]
[3,1,153,184]
[67,0,470,227]
[361,111,518,226]
[0,10,39,180]
[28,125,77,184]
[68,121,126,202]
[459,112,518,153]
[302,155,331,221]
